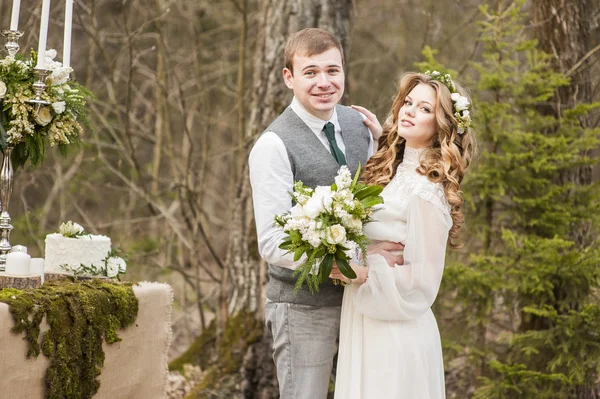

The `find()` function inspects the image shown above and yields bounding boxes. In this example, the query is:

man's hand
[330,262,369,285]
[366,241,404,267]
[352,105,382,141]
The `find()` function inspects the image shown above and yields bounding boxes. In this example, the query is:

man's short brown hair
[284,28,345,74]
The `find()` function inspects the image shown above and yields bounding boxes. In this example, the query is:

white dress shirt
[249,98,376,270]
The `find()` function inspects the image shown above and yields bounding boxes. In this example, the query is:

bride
[332,71,476,398]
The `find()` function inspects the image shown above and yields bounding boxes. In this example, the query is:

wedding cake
[44,233,112,274]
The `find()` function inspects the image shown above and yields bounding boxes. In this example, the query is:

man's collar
[290,97,339,135]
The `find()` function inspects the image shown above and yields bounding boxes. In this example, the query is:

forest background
[1,0,600,397]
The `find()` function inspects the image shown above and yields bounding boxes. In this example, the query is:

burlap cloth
[0,281,173,399]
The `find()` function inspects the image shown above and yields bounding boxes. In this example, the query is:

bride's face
[396,83,437,148]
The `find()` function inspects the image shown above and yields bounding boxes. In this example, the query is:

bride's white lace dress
[334,147,451,399]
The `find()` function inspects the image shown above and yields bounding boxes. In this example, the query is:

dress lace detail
[381,147,450,217]
[403,146,425,166]
[415,184,451,217]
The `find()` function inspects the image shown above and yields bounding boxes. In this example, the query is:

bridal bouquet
[274,165,383,293]
[0,50,92,167]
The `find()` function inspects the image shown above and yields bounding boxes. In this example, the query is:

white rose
[0,81,6,98]
[451,93,460,102]
[347,218,363,233]
[314,186,333,209]
[106,256,126,277]
[35,106,53,126]
[52,101,66,114]
[325,224,346,245]
[303,197,324,219]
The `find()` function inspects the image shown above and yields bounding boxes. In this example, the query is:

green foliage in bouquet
[274,164,383,293]
[0,50,93,167]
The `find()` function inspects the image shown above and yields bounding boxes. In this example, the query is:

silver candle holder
[0,146,14,271]
[28,68,51,110]
[2,30,23,59]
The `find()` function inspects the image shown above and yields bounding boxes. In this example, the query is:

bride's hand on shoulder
[330,262,369,285]
[351,105,382,141]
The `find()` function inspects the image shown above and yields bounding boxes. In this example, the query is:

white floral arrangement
[274,165,383,293]
[0,49,92,167]
[57,220,87,238]
[425,70,472,134]
[59,249,128,280]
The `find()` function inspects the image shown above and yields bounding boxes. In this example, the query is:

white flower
[454,95,470,111]
[58,221,85,237]
[334,166,352,189]
[303,197,324,219]
[0,81,6,98]
[52,101,66,114]
[313,186,333,209]
[451,93,460,101]
[106,256,126,277]
[325,224,346,245]
[462,110,470,118]
[45,49,58,61]
[347,218,363,233]
[49,66,72,85]
[431,70,441,76]
[290,204,305,219]
[35,106,53,126]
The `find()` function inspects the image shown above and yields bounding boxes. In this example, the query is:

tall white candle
[10,0,21,31]
[36,0,52,69]
[63,0,73,68]
[5,251,31,276]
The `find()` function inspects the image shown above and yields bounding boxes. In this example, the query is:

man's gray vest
[265,105,371,307]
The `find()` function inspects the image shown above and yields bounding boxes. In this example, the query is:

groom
[249,28,402,398]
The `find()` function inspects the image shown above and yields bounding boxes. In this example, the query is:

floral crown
[425,70,472,134]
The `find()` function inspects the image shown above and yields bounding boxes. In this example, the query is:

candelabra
[2,29,23,58]
[0,32,49,270]
[0,147,13,271]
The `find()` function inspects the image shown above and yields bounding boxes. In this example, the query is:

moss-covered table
[0,281,173,399]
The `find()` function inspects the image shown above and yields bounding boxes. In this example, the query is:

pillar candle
[36,0,52,69]
[5,251,31,276]
[30,258,45,284]
[10,0,21,31]
[63,0,73,68]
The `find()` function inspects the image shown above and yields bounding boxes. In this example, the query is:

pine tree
[419,1,600,397]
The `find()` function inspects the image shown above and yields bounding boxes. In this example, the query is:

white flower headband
[425,70,472,134]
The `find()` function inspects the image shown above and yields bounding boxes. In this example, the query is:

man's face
[283,47,344,121]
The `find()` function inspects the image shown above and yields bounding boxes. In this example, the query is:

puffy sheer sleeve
[354,188,452,321]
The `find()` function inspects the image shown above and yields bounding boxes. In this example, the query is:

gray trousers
[265,300,341,399]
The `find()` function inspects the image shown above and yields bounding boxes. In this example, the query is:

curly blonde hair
[361,72,476,248]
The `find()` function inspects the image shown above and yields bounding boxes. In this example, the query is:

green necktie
[323,122,346,166]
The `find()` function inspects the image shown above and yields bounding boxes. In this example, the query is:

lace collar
[403,146,426,166]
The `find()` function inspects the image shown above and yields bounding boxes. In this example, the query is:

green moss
[185,310,263,399]
[0,279,139,399]
[169,319,217,372]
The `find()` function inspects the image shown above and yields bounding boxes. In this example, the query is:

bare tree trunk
[223,1,353,396]
[225,0,353,317]
[531,1,597,397]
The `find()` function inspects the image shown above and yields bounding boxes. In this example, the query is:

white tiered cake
[44,233,111,274]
